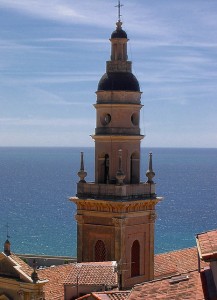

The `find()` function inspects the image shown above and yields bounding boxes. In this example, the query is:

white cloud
[0,72,100,86]
[0,117,94,127]
[37,38,107,44]
[0,0,114,27]
[0,0,85,23]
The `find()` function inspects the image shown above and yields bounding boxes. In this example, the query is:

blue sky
[0,0,217,147]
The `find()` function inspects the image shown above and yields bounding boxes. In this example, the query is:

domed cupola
[98,72,140,92]
[111,21,128,39]
[97,20,140,92]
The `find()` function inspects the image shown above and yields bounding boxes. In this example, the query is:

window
[101,114,111,126]
[131,240,140,277]
[95,240,106,262]
[131,113,139,126]
[130,152,139,183]
[104,154,109,183]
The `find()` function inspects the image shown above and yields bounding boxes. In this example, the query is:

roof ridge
[155,246,196,256]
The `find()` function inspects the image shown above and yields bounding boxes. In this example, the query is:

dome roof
[111,28,127,39]
[98,72,140,92]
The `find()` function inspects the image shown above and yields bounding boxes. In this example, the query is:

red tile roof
[64,261,117,287]
[196,229,217,261]
[10,253,34,278]
[35,247,209,300]
[38,264,73,300]
[154,247,208,279]
[128,269,212,300]
[37,261,117,300]
[77,291,130,300]
[98,291,130,300]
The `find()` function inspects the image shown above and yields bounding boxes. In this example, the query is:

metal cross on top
[6,223,10,239]
[115,0,123,21]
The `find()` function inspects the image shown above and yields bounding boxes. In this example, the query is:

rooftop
[3,243,212,299]
[77,291,130,300]
[10,252,34,278]
[154,247,208,279]
[128,269,215,300]
[37,261,117,300]
[64,261,117,286]
[196,229,217,261]
[38,263,73,300]
[36,247,209,300]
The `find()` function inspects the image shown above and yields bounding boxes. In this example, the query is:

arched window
[95,240,106,262]
[104,154,109,183]
[131,240,140,277]
[130,153,139,183]
[98,153,109,184]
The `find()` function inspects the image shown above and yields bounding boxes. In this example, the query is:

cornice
[94,104,143,109]
[91,135,144,141]
[70,197,161,213]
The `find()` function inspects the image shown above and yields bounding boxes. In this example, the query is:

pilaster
[75,214,84,263]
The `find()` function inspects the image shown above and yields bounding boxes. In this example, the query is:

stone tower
[71,15,161,290]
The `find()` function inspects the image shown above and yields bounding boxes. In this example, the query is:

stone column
[148,211,157,280]
[112,217,127,289]
[75,214,84,262]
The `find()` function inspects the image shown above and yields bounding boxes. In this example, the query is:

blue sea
[0,147,216,257]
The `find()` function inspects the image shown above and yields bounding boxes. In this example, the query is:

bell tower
[71,5,162,289]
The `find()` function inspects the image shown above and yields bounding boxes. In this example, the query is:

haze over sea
[0,147,216,257]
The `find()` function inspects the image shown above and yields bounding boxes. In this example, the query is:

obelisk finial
[146,152,155,184]
[4,223,11,256]
[116,149,126,185]
[77,152,87,183]
[31,259,39,283]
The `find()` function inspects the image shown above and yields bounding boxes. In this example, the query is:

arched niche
[98,153,110,183]
[130,152,140,183]
[95,240,106,262]
[131,240,140,277]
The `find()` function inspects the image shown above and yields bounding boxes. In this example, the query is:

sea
[0,147,216,257]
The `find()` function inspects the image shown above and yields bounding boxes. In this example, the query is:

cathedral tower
[71,6,161,289]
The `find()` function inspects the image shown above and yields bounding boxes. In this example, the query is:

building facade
[0,241,47,300]
[71,17,162,289]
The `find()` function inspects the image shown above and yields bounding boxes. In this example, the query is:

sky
[0,0,217,148]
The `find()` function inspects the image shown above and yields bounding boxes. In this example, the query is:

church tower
[71,4,161,289]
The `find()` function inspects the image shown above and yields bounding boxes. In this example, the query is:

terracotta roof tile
[37,263,73,300]
[128,269,213,300]
[154,247,208,279]
[35,247,209,300]
[77,291,130,300]
[104,291,130,300]
[64,261,117,286]
[37,261,117,300]
[196,229,217,261]
[10,253,33,278]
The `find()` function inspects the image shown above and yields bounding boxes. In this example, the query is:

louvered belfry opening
[131,240,140,277]
[95,240,106,262]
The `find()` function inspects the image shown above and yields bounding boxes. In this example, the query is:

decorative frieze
[106,61,132,73]
[71,197,160,213]
[112,218,127,227]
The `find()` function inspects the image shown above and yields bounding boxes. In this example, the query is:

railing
[95,127,140,135]
[76,182,156,200]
